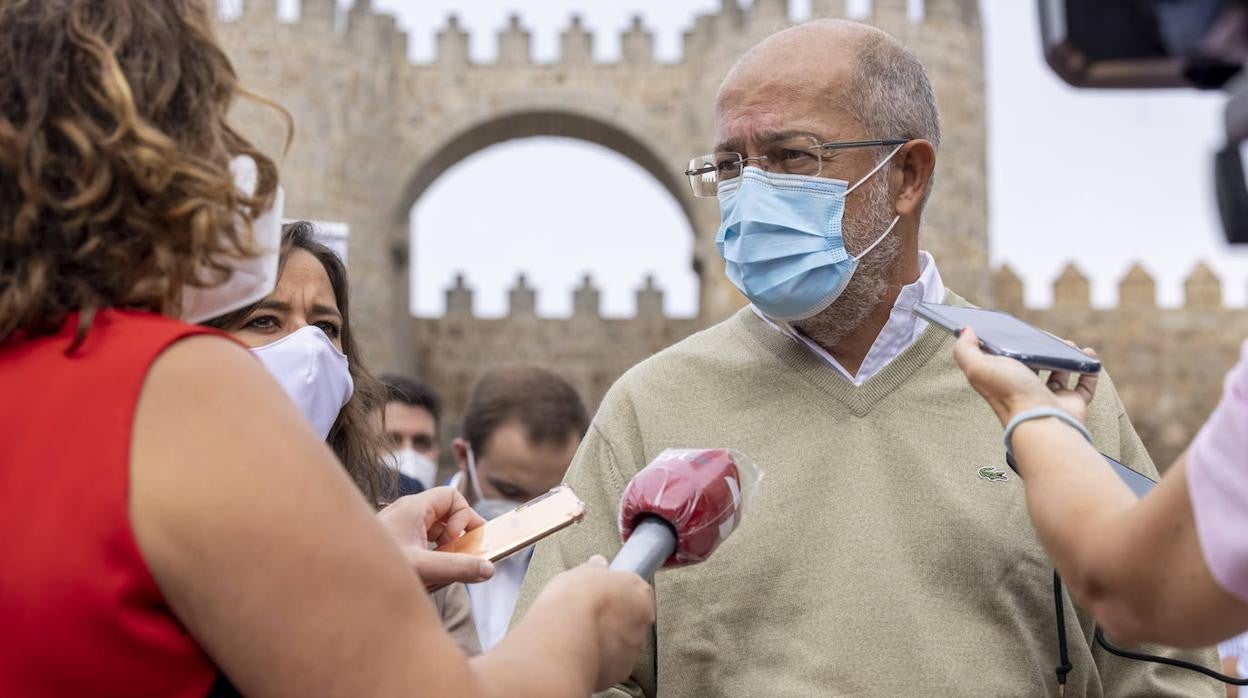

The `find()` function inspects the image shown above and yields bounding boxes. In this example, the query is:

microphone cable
[1050,571,1248,691]
[1005,454,1248,691]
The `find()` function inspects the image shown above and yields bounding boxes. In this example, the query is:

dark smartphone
[916,302,1102,374]
[1007,452,1156,499]
[1102,453,1157,498]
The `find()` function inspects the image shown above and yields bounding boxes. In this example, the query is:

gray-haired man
[514,18,1219,697]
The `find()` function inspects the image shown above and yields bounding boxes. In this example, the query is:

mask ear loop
[845,143,905,195]
[466,445,488,503]
[853,215,901,261]
[846,143,906,261]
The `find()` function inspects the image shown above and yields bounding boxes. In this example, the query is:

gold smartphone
[427,485,586,592]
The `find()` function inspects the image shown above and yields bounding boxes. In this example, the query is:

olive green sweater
[514,296,1220,697]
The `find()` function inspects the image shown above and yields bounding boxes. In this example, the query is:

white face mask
[386,447,438,490]
[181,155,286,324]
[251,325,353,440]
[466,445,519,521]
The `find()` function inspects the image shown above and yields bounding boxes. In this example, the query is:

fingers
[1046,369,1071,393]
[951,326,985,374]
[419,486,484,541]
[435,502,485,547]
[376,496,430,546]
[377,487,486,549]
[1073,367,1100,405]
[1054,340,1100,405]
[585,554,607,569]
[408,548,495,587]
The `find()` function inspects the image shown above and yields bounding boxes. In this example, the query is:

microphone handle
[609,516,677,578]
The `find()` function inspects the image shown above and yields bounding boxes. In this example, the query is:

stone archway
[392,106,708,315]
[216,0,988,375]
[394,109,699,240]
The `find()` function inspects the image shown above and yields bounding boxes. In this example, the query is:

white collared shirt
[753,251,945,385]
[466,546,532,651]
[447,471,533,651]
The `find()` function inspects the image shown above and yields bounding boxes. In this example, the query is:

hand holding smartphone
[917,302,1101,374]
[427,485,586,592]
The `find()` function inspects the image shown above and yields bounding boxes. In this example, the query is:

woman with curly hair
[0,2,653,696]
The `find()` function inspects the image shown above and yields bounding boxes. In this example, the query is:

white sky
[276,0,1248,316]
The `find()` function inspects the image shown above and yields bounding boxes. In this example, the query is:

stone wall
[417,264,1245,473]
[217,1,1242,470]
[216,0,988,370]
[994,262,1247,469]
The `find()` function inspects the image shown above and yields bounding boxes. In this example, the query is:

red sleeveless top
[0,310,224,696]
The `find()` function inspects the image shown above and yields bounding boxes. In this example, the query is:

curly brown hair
[0,0,287,347]
[205,222,395,505]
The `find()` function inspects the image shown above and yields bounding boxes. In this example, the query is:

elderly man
[514,19,1219,697]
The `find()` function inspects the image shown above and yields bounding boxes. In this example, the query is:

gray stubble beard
[792,170,903,350]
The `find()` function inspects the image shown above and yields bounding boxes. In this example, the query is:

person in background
[0,1,653,695]
[208,221,487,652]
[450,365,589,650]
[379,373,444,494]
[513,18,1219,697]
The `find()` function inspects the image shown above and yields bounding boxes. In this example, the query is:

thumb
[952,326,983,372]
[585,554,608,568]
[410,549,496,588]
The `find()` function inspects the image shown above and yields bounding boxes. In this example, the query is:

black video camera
[1039,0,1248,244]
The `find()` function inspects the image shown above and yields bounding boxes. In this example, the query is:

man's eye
[779,149,811,162]
[494,483,527,500]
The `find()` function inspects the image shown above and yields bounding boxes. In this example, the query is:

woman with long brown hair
[0,2,653,695]
[204,221,392,503]
[206,220,486,651]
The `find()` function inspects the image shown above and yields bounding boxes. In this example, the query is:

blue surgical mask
[715,145,903,322]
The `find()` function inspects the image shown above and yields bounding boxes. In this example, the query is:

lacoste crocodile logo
[977,466,1010,483]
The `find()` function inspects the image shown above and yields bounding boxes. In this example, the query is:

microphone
[609,448,761,578]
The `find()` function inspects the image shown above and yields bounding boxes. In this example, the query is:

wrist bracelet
[1002,407,1094,464]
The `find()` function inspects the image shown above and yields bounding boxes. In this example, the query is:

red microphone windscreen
[618,448,754,567]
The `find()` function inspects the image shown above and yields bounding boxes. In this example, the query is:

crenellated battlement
[431,261,1242,324]
[433,272,680,321]
[992,260,1236,313]
[220,0,981,68]
[414,260,1248,473]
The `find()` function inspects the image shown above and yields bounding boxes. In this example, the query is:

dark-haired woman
[0,2,653,695]
[207,221,487,651]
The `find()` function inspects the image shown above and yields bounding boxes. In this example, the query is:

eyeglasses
[684,136,909,198]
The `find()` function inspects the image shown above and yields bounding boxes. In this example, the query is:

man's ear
[451,437,469,475]
[892,139,936,218]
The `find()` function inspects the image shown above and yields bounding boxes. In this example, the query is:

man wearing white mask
[515,19,1220,697]
[379,374,445,494]
[449,366,588,651]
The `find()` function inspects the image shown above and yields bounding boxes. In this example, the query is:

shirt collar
[751,251,945,384]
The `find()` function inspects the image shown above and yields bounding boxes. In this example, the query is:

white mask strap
[853,215,901,260]
[845,143,905,195]
[466,445,487,503]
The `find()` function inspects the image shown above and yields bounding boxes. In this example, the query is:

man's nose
[741,155,773,172]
